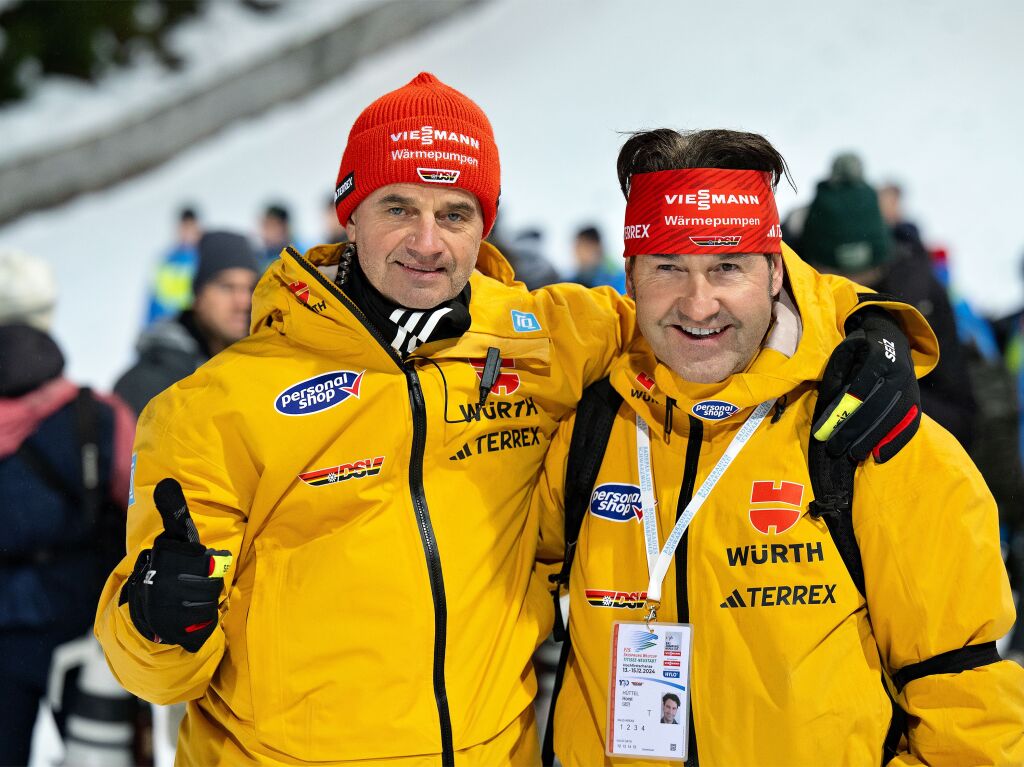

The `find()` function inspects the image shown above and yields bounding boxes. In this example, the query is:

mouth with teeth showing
[675,324,728,340]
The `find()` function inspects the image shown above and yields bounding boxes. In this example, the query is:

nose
[406,215,444,260]
[676,274,720,323]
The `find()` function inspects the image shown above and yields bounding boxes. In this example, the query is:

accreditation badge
[607,622,692,761]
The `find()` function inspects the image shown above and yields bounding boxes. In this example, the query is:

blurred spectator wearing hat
[145,206,203,326]
[797,153,977,450]
[569,225,626,294]
[0,249,136,765]
[115,231,260,415]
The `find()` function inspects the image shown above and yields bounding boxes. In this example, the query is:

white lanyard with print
[635,398,777,621]
[608,399,775,762]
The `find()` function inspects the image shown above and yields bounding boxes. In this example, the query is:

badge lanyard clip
[642,599,659,630]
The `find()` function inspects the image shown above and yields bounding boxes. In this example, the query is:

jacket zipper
[405,363,455,767]
[675,415,703,765]
[292,250,454,763]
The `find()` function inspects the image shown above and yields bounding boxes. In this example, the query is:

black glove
[119,478,232,653]
[813,306,922,463]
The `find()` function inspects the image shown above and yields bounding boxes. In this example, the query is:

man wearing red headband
[97,77,931,766]
[536,129,1024,766]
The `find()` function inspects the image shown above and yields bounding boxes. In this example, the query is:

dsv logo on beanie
[275,371,364,416]
[417,168,461,184]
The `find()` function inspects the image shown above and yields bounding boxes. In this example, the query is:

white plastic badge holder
[607,621,692,761]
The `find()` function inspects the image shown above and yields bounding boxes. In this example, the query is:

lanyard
[635,398,776,621]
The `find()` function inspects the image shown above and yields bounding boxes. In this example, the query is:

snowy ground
[0,0,1022,391]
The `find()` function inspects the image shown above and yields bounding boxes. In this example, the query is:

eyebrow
[377,193,416,207]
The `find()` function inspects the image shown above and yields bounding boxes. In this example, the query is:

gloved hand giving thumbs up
[119,478,233,653]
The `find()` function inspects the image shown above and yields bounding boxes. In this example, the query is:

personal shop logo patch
[275,371,364,416]
[590,482,643,523]
[691,400,739,421]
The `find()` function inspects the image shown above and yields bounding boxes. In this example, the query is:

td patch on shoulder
[511,310,541,333]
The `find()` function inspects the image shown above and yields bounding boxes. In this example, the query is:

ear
[345,217,357,244]
[768,253,784,297]
[625,258,637,299]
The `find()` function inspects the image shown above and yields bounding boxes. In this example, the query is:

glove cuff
[844,302,899,334]
[120,549,158,643]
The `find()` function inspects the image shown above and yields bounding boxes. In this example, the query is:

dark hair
[576,225,602,245]
[662,693,681,706]
[616,128,793,200]
[264,203,290,223]
[179,206,198,222]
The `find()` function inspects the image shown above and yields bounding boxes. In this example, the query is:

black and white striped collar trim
[388,307,455,354]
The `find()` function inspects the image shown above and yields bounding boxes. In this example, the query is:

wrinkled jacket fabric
[536,246,1024,766]
[95,243,636,765]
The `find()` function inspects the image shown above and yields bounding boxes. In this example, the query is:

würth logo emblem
[749,480,804,535]
[635,371,655,391]
[288,280,327,313]
[469,357,521,396]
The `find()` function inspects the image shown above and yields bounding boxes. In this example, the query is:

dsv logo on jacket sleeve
[275,371,364,415]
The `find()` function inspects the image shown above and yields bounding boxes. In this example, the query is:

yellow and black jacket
[535,246,1024,766]
[95,242,636,766]
[96,240,948,766]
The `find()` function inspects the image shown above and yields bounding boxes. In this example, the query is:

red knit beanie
[334,72,501,236]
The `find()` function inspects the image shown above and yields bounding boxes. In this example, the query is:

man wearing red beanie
[96,74,931,766]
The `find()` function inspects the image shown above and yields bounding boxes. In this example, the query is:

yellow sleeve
[531,282,637,395]
[855,417,1024,766]
[533,412,574,568]
[94,383,255,705]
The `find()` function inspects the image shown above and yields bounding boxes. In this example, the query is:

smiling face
[627,252,783,384]
[345,183,483,309]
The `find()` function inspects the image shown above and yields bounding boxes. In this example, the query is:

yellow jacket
[95,243,636,765]
[536,246,1024,766]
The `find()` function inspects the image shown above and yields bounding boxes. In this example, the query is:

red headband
[623,168,781,257]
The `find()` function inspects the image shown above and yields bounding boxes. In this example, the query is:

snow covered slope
[1,0,1021,389]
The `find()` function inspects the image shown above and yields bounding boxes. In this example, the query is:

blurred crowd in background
[4,146,1024,765]
[2,1,1021,765]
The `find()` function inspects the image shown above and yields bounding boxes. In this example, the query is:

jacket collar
[250,242,545,366]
